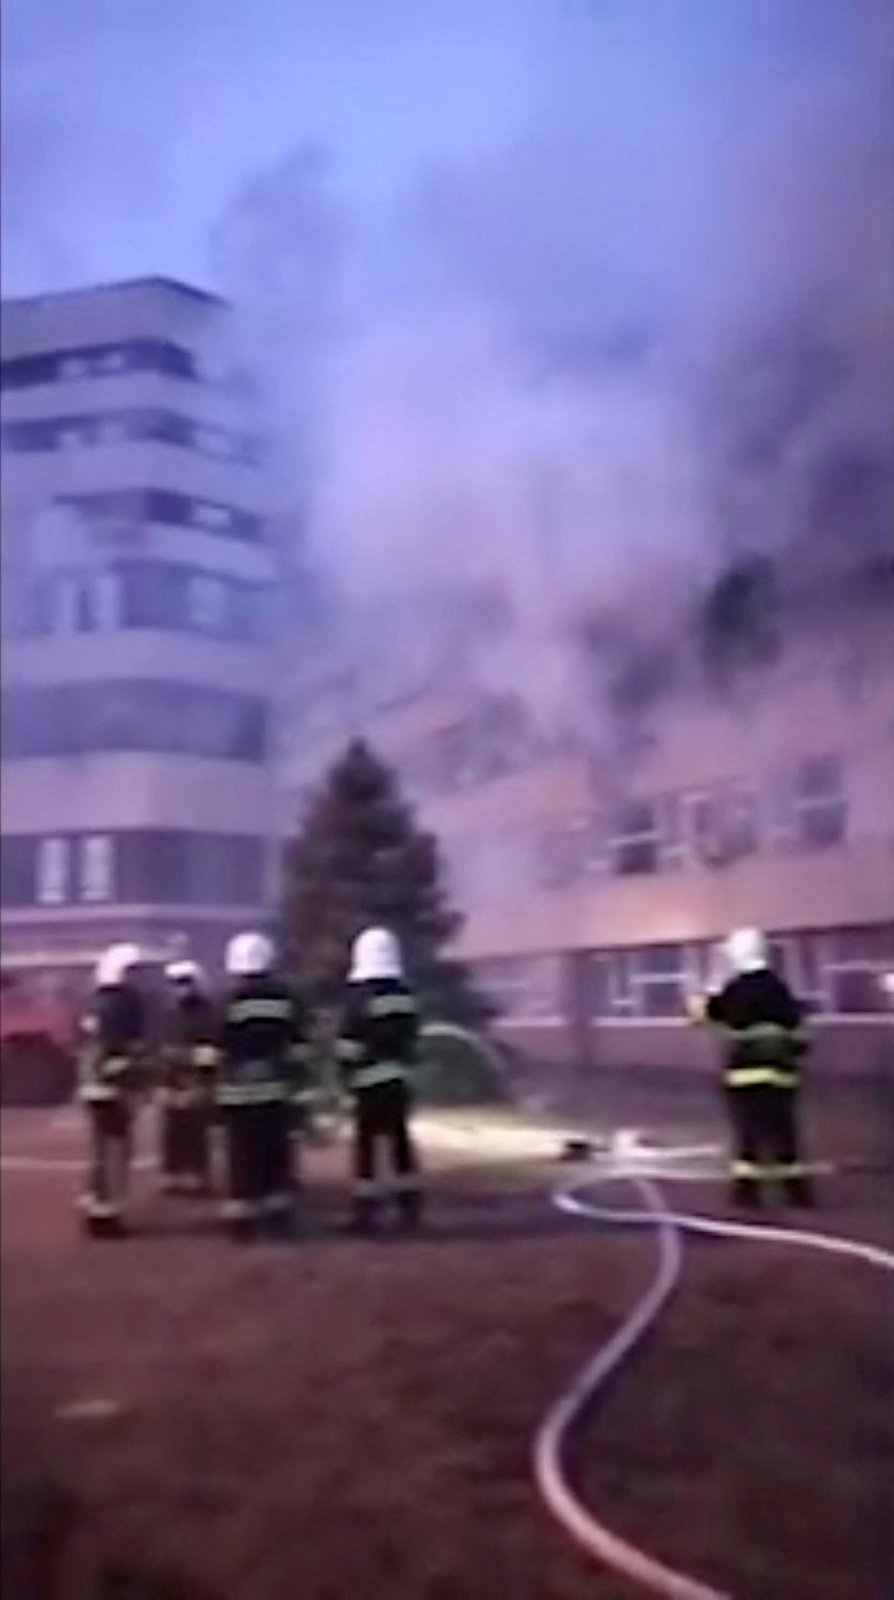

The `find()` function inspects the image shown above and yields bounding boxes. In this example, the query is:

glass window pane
[635,945,683,977]
[37,838,68,904]
[188,574,226,631]
[640,980,686,1018]
[617,800,655,837]
[829,925,894,964]
[80,835,114,902]
[799,803,845,848]
[586,955,612,1017]
[615,838,658,874]
[90,573,121,630]
[798,756,842,800]
[830,968,888,1015]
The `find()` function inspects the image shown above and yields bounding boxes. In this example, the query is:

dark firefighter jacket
[705,968,808,1089]
[159,990,220,1107]
[79,983,148,1103]
[218,976,310,1108]
[337,978,421,1092]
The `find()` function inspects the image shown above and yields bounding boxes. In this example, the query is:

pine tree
[278,739,492,1025]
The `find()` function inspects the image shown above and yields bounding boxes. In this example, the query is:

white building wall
[1,277,280,979]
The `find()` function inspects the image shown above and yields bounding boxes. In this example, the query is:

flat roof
[1,275,224,311]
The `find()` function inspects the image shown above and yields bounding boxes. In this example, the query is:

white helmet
[726,926,769,976]
[164,959,204,987]
[226,930,275,978]
[95,942,141,987]
[349,926,403,983]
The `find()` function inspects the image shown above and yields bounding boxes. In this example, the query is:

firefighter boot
[80,1200,125,1239]
[222,1200,258,1242]
[348,1191,378,1235]
[261,1194,295,1239]
[783,1172,815,1208]
[730,1177,763,1210]
[395,1181,423,1233]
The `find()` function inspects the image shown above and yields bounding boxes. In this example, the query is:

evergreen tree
[278,739,492,1025]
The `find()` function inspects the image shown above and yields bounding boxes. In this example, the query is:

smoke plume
[210,1,894,758]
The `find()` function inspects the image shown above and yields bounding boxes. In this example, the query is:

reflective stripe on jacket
[350,1061,409,1091]
[337,978,420,1096]
[705,969,807,1087]
[79,1054,140,1102]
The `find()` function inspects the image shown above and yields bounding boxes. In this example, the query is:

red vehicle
[0,973,80,1105]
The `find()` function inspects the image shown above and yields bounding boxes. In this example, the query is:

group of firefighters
[79,924,423,1238]
[76,916,814,1239]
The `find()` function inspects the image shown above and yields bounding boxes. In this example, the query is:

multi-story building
[287,616,894,1075]
[1,278,280,991]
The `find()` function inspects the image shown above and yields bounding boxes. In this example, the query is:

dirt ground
[2,1088,892,1600]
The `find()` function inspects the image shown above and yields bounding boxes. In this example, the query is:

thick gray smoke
[211,1,894,755]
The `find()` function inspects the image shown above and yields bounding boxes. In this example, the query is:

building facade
[288,624,894,1075]
[1,278,280,990]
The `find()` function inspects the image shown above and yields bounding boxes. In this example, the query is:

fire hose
[534,1142,894,1600]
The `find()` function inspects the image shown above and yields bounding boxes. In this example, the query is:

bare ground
[2,1096,892,1600]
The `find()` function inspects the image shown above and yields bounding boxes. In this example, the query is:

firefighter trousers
[161,1101,213,1192]
[221,1103,294,1228]
[726,1083,812,1205]
[83,1098,134,1227]
[352,1079,421,1224]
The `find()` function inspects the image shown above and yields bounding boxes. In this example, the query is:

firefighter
[337,926,423,1233]
[78,942,148,1236]
[692,926,813,1209]
[218,931,310,1238]
[158,960,219,1196]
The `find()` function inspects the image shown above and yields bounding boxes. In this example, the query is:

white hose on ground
[534,1156,894,1600]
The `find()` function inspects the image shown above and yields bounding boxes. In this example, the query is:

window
[61,488,262,542]
[2,683,268,762]
[790,756,847,849]
[51,576,81,633]
[611,800,660,875]
[0,837,34,906]
[610,949,635,1012]
[89,573,121,631]
[658,796,687,870]
[192,501,232,530]
[828,925,894,965]
[788,932,827,1007]
[823,923,894,1014]
[689,941,723,993]
[1,353,58,389]
[587,944,692,1017]
[108,561,267,641]
[689,785,760,866]
[586,955,613,1017]
[187,574,227,631]
[80,835,114,903]
[116,831,264,906]
[473,956,561,1020]
[37,838,68,905]
[828,968,889,1015]
[1,341,199,391]
[633,945,688,1017]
